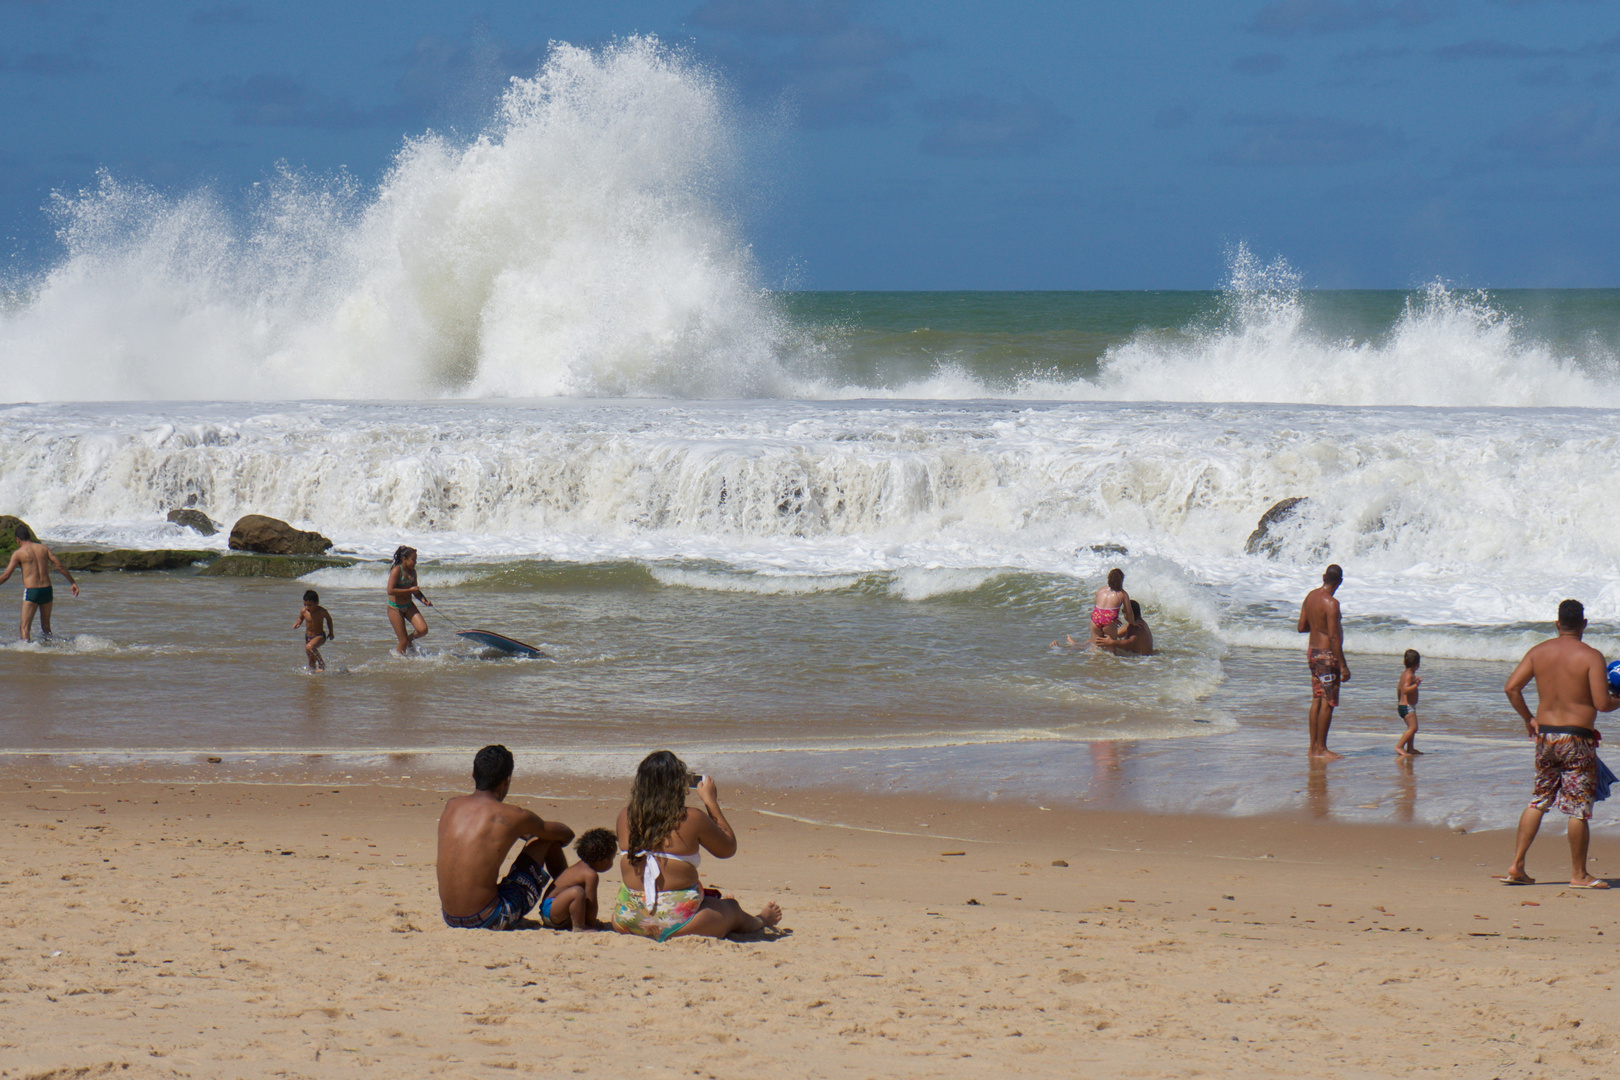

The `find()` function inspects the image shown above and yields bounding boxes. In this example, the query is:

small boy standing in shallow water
[1396,649,1423,755]
[539,828,617,930]
[294,589,335,671]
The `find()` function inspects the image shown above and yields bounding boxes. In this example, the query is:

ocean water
[3,38,1618,831]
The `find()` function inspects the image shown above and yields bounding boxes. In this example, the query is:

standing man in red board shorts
[1501,599,1615,889]
[1298,563,1349,761]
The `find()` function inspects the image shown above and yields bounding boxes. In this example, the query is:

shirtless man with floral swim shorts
[1500,599,1616,889]
[1297,563,1349,761]
[437,745,576,929]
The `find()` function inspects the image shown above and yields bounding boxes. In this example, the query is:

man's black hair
[12,523,32,542]
[1323,563,1343,585]
[1558,598,1585,629]
[574,827,617,865]
[473,744,515,791]
[303,589,319,604]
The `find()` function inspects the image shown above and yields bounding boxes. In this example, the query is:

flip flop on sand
[1496,874,1536,885]
[1569,879,1612,889]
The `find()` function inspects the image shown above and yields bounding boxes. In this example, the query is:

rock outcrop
[1244,497,1309,558]
[0,515,33,558]
[228,515,333,556]
[56,550,220,573]
[199,554,356,578]
[168,508,220,536]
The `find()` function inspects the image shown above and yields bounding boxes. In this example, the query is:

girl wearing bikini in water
[386,546,433,655]
[1089,567,1133,647]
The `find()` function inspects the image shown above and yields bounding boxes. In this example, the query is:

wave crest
[0,37,796,402]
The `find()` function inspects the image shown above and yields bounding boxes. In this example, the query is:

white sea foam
[0,38,798,402]
[885,567,1000,601]
[296,564,482,590]
[6,397,1620,661]
[649,566,862,595]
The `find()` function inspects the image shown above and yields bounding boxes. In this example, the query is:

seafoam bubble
[648,566,862,596]
[296,565,483,590]
[885,567,1001,601]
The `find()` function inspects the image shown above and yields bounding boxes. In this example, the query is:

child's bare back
[541,827,617,931]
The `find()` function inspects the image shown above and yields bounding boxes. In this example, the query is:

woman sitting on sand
[386,546,433,655]
[613,750,782,941]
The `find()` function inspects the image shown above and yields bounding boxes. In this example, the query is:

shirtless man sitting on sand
[0,524,78,642]
[1297,563,1349,760]
[437,745,576,929]
[1500,599,1615,889]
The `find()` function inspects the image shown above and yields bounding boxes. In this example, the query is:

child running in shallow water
[294,589,335,672]
[1395,649,1422,755]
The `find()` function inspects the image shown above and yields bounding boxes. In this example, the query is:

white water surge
[0,38,797,401]
[5,398,1620,664]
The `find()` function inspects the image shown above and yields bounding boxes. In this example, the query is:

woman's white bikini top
[622,849,702,910]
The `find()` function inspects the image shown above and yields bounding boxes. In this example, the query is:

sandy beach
[1,771,1615,1079]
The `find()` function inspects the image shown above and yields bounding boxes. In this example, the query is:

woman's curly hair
[625,751,690,871]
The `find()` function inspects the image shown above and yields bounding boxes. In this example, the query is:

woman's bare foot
[756,901,783,928]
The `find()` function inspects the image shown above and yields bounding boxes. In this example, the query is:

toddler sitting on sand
[539,828,618,930]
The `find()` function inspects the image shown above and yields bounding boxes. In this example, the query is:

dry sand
[1,772,1616,1079]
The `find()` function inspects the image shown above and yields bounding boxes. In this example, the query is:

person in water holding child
[386,545,432,655]
[0,523,79,642]
[1500,599,1615,890]
[1053,568,1147,652]
[613,750,782,941]
[1112,600,1154,655]
[294,589,335,672]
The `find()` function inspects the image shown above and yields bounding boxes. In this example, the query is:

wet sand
[1,771,1615,1078]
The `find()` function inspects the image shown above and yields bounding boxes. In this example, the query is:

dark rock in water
[56,549,220,572]
[199,554,356,578]
[168,508,219,536]
[1245,497,1309,557]
[1089,543,1129,556]
[228,514,333,556]
[0,515,33,558]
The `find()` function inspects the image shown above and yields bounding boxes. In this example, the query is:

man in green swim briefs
[0,524,79,642]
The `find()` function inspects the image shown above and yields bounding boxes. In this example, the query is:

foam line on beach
[750,808,999,845]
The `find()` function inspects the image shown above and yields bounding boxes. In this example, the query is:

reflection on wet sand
[1087,740,1127,804]
[1394,754,1416,823]
[1307,760,1331,819]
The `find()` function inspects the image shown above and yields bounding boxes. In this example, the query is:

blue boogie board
[456,629,546,658]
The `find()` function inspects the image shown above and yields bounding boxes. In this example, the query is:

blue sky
[2,0,1617,289]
